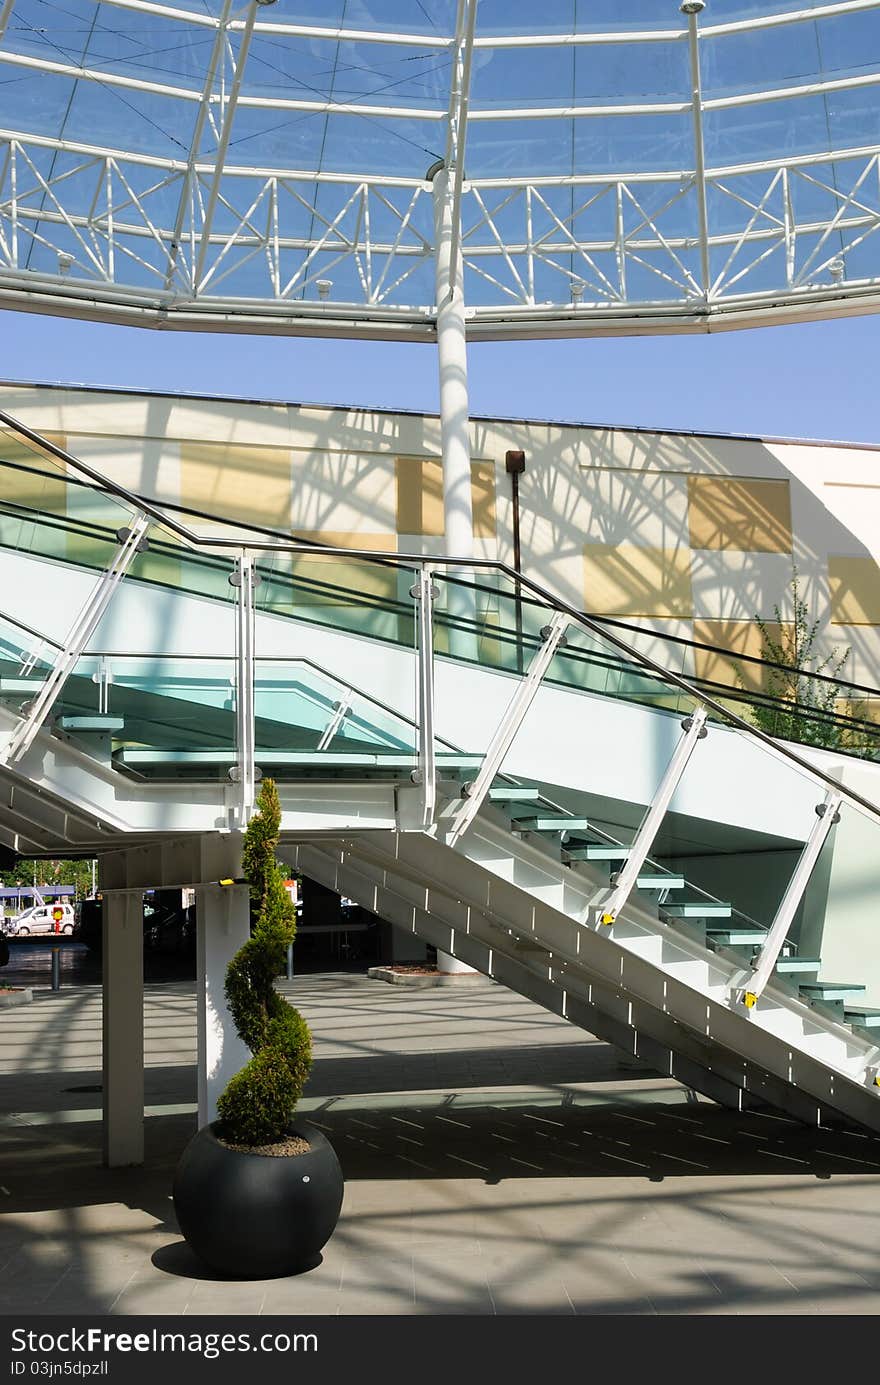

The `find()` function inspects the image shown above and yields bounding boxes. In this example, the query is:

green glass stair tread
[488,787,542,803]
[707,928,767,943]
[665,903,733,918]
[799,982,866,998]
[517,816,592,832]
[775,957,821,973]
[0,678,42,692]
[636,874,685,889]
[566,844,631,860]
[116,748,481,768]
[843,1007,880,1026]
[58,716,124,731]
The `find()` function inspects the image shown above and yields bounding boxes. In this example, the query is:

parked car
[7,902,75,936]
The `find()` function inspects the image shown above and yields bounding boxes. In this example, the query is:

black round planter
[173,1118,343,1279]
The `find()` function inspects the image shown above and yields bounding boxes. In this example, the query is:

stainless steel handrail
[2,407,879,825]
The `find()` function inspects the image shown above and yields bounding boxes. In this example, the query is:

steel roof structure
[0,0,879,339]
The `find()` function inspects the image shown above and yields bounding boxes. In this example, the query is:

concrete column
[196,883,251,1127]
[438,951,473,974]
[102,889,144,1168]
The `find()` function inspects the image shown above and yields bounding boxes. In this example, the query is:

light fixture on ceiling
[316,279,333,301]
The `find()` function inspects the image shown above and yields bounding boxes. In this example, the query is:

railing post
[2,514,150,765]
[411,565,437,831]
[595,707,709,926]
[446,609,569,846]
[229,551,258,824]
[739,788,843,1009]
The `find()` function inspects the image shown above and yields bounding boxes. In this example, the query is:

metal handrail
[2,407,880,825]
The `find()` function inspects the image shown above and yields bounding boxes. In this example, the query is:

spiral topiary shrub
[216,778,312,1145]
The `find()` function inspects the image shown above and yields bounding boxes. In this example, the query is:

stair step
[799,982,866,1001]
[665,902,732,919]
[489,786,542,803]
[775,956,821,974]
[636,874,685,890]
[518,816,592,833]
[707,928,766,945]
[567,844,631,860]
[844,1007,880,1028]
[59,716,124,732]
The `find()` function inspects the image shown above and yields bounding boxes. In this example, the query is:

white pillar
[102,889,144,1167]
[196,883,251,1127]
[432,163,475,566]
[433,163,477,974]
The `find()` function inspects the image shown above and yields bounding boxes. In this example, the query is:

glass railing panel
[55,654,238,769]
[252,658,418,776]
[253,549,418,650]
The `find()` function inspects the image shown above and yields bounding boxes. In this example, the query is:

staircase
[1,410,880,1133]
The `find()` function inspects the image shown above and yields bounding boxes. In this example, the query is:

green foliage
[737,565,852,751]
[216,779,312,1145]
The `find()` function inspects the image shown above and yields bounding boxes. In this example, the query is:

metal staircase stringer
[294,836,880,1132]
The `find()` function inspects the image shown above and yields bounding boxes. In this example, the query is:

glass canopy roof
[0,0,879,336]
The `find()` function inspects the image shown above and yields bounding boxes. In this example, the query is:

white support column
[102,889,144,1168]
[196,883,251,1128]
[432,163,475,566]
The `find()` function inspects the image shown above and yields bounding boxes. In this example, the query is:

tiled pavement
[3,971,880,1314]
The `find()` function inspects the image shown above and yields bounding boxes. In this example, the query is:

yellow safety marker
[600,912,616,926]
[743,992,757,1009]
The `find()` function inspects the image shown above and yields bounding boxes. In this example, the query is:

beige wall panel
[692,619,790,693]
[829,555,880,625]
[583,543,693,618]
[837,698,880,725]
[688,476,792,553]
[396,458,497,538]
[290,450,396,536]
[180,441,292,528]
[286,532,399,609]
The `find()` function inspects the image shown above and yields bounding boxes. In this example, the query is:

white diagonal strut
[3,514,151,765]
[445,610,569,847]
[596,707,709,927]
[739,789,843,1007]
[193,0,261,293]
[682,1,711,298]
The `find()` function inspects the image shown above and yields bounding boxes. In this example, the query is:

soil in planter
[217,1133,311,1158]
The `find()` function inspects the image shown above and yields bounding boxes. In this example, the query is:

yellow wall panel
[829,555,880,625]
[693,619,790,693]
[396,457,497,538]
[688,476,792,553]
[284,532,399,609]
[583,543,693,618]
[180,441,292,528]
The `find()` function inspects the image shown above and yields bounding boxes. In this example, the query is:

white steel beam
[446,611,570,848]
[682,2,711,298]
[739,790,843,1008]
[3,515,151,766]
[595,708,709,928]
[0,0,16,46]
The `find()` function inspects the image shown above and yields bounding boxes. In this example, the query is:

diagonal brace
[596,707,708,926]
[446,609,569,847]
[3,514,150,765]
[739,788,842,1009]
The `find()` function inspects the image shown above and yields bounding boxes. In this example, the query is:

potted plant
[173,779,343,1278]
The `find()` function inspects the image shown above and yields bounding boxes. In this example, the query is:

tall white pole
[432,163,475,569]
[432,162,477,974]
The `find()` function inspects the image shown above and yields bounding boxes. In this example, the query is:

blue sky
[1,306,879,445]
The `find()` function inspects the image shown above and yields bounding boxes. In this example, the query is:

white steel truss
[0,1,879,336]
